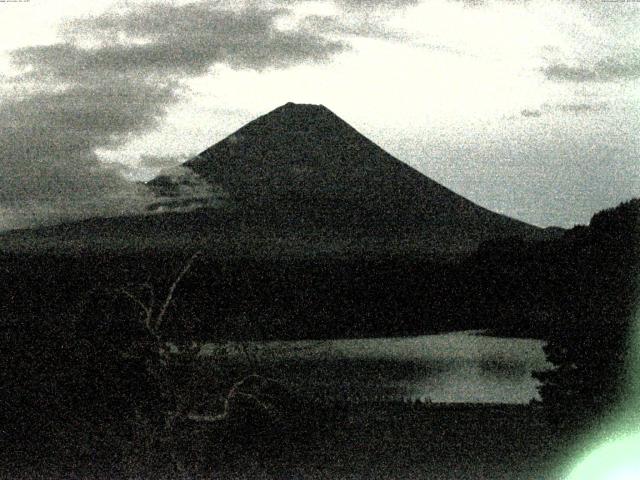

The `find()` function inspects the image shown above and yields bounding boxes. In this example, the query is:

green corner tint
[563,274,640,479]
[566,432,640,480]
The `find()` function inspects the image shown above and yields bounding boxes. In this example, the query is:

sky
[0,0,638,230]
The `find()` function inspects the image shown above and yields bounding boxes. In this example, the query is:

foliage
[532,199,640,430]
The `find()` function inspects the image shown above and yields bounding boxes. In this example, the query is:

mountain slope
[181,102,542,254]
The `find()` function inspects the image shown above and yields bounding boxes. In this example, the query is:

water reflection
[200,331,553,404]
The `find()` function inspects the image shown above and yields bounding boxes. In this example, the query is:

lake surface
[200,331,553,404]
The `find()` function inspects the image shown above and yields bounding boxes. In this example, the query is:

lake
[199,331,553,404]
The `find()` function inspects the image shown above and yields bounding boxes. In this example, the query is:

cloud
[57,4,347,74]
[555,103,607,114]
[302,14,409,40]
[450,0,485,5]
[542,57,640,83]
[138,154,191,170]
[147,165,223,199]
[0,2,347,228]
[520,109,542,118]
[277,0,418,9]
[335,0,418,7]
[0,78,178,203]
[519,102,608,119]
[0,188,156,232]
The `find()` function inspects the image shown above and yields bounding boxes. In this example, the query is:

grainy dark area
[2,401,570,480]
[1,104,638,479]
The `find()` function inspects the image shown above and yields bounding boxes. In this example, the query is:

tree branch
[120,288,153,322]
[154,251,202,332]
[181,373,285,424]
[185,412,229,423]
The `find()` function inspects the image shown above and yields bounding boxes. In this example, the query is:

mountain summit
[179,102,541,255]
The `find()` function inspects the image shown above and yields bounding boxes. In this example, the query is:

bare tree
[117,251,288,475]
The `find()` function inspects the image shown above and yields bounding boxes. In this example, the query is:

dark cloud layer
[56,4,346,74]
[335,0,418,7]
[302,14,409,41]
[519,103,607,119]
[520,109,541,118]
[542,57,640,82]
[276,0,418,8]
[1,2,346,221]
[555,103,607,113]
[0,79,177,202]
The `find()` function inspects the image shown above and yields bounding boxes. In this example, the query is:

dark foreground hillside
[0,199,637,479]
[0,200,635,343]
[1,402,569,480]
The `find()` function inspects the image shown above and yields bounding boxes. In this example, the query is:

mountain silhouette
[1,102,549,257]
[166,102,543,255]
